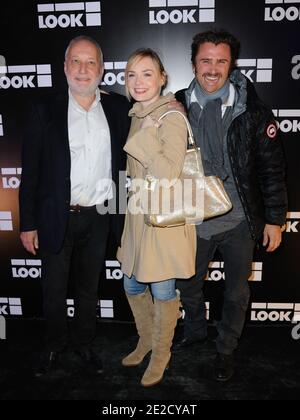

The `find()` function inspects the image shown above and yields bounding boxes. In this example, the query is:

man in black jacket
[174,30,288,381]
[19,36,130,376]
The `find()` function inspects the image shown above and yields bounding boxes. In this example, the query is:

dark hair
[191,29,241,71]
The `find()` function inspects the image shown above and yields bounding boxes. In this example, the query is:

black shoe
[172,336,207,353]
[34,351,59,378]
[76,349,103,374]
[214,353,234,382]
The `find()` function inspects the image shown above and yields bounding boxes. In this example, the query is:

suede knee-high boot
[122,288,154,367]
[141,293,180,387]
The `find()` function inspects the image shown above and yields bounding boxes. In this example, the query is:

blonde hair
[125,48,167,100]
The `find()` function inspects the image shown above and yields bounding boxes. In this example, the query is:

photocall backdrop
[0,0,299,326]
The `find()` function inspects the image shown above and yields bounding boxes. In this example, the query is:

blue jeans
[124,275,177,301]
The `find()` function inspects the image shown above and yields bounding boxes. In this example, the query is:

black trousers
[40,209,109,352]
[177,221,255,355]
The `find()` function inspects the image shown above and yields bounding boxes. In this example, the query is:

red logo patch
[266,123,278,139]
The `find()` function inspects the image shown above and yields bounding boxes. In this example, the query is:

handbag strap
[158,110,196,148]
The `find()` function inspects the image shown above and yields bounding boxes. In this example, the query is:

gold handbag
[143,110,232,228]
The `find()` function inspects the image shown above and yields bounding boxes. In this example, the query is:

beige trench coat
[117,93,197,283]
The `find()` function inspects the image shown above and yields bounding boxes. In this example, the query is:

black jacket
[176,74,288,240]
[19,91,130,253]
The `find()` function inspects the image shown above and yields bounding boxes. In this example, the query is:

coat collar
[129,92,174,118]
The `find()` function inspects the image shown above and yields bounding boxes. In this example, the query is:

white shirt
[68,88,113,206]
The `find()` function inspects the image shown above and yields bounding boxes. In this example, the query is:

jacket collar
[129,92,174,118]
[229,70,248,119]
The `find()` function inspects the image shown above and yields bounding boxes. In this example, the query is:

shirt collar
[69,88,101,112]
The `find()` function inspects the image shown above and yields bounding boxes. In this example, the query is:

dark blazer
[19,91,131,253]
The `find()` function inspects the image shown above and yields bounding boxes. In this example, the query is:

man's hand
[168,99,186,115]
[263,224,282,253]
[20,231,39,255]
[141,115,161,130]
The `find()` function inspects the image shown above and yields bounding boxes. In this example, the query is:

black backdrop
[0,0,299,325]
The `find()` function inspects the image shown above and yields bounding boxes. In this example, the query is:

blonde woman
[117,49,197,387]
